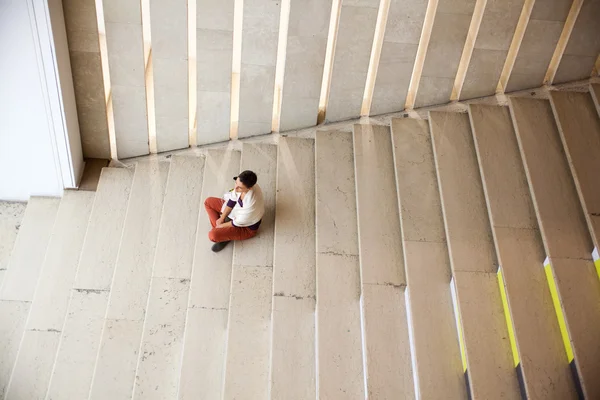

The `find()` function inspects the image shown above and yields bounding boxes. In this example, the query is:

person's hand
[216,223,226,229]
[216,216,224,226]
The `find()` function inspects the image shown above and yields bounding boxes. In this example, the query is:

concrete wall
[0,0,83,201]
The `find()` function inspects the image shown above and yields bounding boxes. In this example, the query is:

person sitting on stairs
[204,170,265,252]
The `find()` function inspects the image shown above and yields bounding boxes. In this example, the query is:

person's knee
[208,230,218,242]
[204,197,212,207]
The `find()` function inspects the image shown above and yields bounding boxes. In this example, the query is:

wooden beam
[229,0,243,140]
[317,0,342,124]
[271,0,291,132]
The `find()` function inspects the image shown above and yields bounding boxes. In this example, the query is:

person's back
[203,170,264,252]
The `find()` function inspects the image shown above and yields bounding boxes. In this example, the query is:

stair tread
[315,131,364,398]
[46,289,109,400]
[179,149,240,400]
[550,90,600,249]
[469,104,576,399]
[0,197,60,302]
[0,301,30,399]
[430,111,521,399]
[133,155,205,399]
[391,118,467,399]
[510,97,600,399]
[223,266,272,399]
[271,137,316,397]
[90,161,169,400]
[353,124,405,285]
[223,143,276,398]
[133,277,190,400]
[353,124,412,397]
[0,202,26,283]
[74,167,135,290]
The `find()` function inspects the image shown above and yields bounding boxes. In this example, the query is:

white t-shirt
[221,184,265,228]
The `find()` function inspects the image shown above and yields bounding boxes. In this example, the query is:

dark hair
[238,170,257,188]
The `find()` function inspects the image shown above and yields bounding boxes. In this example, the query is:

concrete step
[0,202,26,287]
[315,131,364,398]
[591,83,600,118]
[509,97,600,399]
[550,91,600,256]
[46,166,134,399]
[89,161,169,400]
[270,137,316,399]
[0,198,71,397]
[133,155,205,400]
[223,143,277,399]
[178,149,240,399]
[4,191,95,399]
[429,111,521,400]
[353,124,412,398]
[390,118,467,399]
[469,104,577,399]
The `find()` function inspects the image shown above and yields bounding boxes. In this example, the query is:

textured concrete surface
[133,277,189,400]
[152,156,205,279]
[469,104,576,399]
[509,97,592,259]
[327,1,379,122]
[460,0,524,100]
[430,111,520,399]
[0,197,60,301]
[506,0,571,92]
[315,131,364,398]
[279,0,330,131]
[371,0,428,115]
[0,202,26,280]
[550,91,600,249]
[90,161,168,400]
[416,1,476,107]
[361,284,413,398]
[75,167,134,290]
[62,0,110,158]
[26,191,94,331]
[429,111,497,273]
[4,329,60,399]
[238,0,280,137]
[233,144,277,267]
[391,118,467,399]
[0,301,30,398]
[46,289,110,400]
[103,0,149,158]
[197,1,234,145]
[223,266,272,399]
[510,96,600,399]
[554,0,600,84]
[271,137,316,398]
[353,124,405,285]
[180,149,240,400]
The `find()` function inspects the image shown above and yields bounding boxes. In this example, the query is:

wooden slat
[326,0,379,122]
[196,0,234,145]
[149,0,188,152]
[459,0,524,100]
[509,97,600,399]
[553,0,600,84]
[278,0,331,131]
[505,0,571,92]
[370,0,429,115]
[415,1,476,107]
[237,0,281,138]
[102,0,149,158]
[430,111,521,399]
[591,83,600,117]
[391,118,467,399]
[469,104,577,399]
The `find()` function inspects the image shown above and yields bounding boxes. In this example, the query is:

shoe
[211,241,231,252]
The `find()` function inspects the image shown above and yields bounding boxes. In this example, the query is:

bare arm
[216,220,233,229]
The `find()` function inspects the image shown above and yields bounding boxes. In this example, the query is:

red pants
[204,197,258,243]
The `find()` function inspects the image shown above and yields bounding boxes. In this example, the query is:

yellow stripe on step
[543,259,574,362]
[593,248,600,282]
[450,278,468,372]
[497,267,520,368]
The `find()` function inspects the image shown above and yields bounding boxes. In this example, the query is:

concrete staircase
[1,84,600,399]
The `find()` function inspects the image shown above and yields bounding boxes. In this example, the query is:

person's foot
[211,241,231,252]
